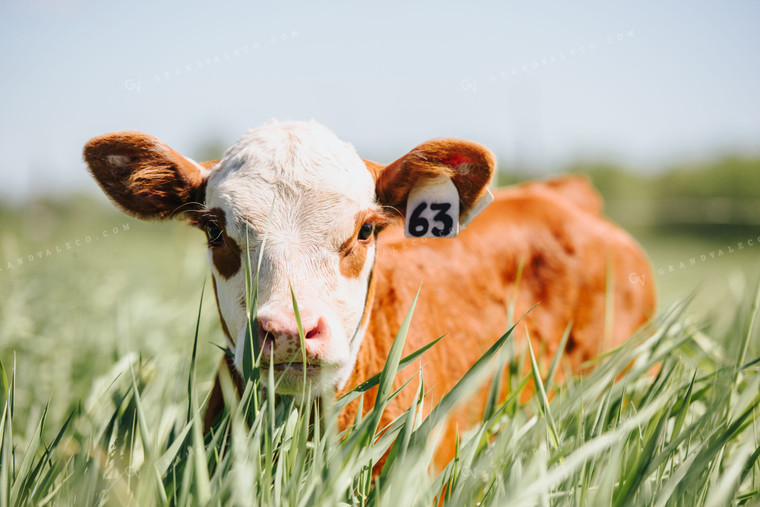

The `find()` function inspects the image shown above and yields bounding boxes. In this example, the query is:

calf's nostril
[305,327,319,339]
[257,320,275,344]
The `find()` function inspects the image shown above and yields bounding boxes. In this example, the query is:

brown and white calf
[84,119,656,467]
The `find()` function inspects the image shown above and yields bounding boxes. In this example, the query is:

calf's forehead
[205,121,377,234]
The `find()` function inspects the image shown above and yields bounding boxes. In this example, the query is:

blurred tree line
[499,155,760,233]
[1,152,758,236]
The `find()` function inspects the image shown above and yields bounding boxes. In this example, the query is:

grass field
[1,195,759,505]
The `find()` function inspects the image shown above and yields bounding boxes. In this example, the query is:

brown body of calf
[204,175,656,469]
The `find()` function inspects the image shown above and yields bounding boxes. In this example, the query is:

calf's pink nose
[257,314,328,343]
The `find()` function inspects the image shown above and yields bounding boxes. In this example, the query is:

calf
[83,120,655,467]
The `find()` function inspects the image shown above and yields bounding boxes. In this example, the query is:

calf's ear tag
[405,175,460,238]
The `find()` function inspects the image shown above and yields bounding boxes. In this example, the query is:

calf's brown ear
[83,131,215,220]
[371,138,495,218]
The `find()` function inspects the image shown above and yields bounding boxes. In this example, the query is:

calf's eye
[206,222,224,247]
[357,223,375,241]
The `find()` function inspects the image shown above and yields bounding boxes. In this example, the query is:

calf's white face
[84,119,494,398]
[204,121,382,395]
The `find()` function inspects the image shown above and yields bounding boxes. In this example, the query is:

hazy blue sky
[1,0,758,199]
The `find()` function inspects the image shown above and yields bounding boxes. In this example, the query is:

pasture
[1,187,759,505]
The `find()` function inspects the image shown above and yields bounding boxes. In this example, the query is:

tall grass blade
[526,329,559,450]
[359,286,421,449]
[671,371,696,441]
[545,321,573,392]
[187,278,205,423]
[290,284,308,386]
[191,405,211,504]
[736,281,760,371]
[0,402,9,507]
[409,312,527,452]
[9,402,47,505]
[242,199,274,384]
[337,335,444,409]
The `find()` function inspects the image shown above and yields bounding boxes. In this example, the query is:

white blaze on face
[204,120,379,396]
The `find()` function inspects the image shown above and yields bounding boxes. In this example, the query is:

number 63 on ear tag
[405,175,460,238]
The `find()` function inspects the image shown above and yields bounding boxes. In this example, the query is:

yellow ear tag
[405,175,460,238]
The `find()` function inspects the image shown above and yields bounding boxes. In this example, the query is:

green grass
[1,197,760,505]
[1,281,759,505]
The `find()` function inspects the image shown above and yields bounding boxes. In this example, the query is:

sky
[1,0,758,200]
